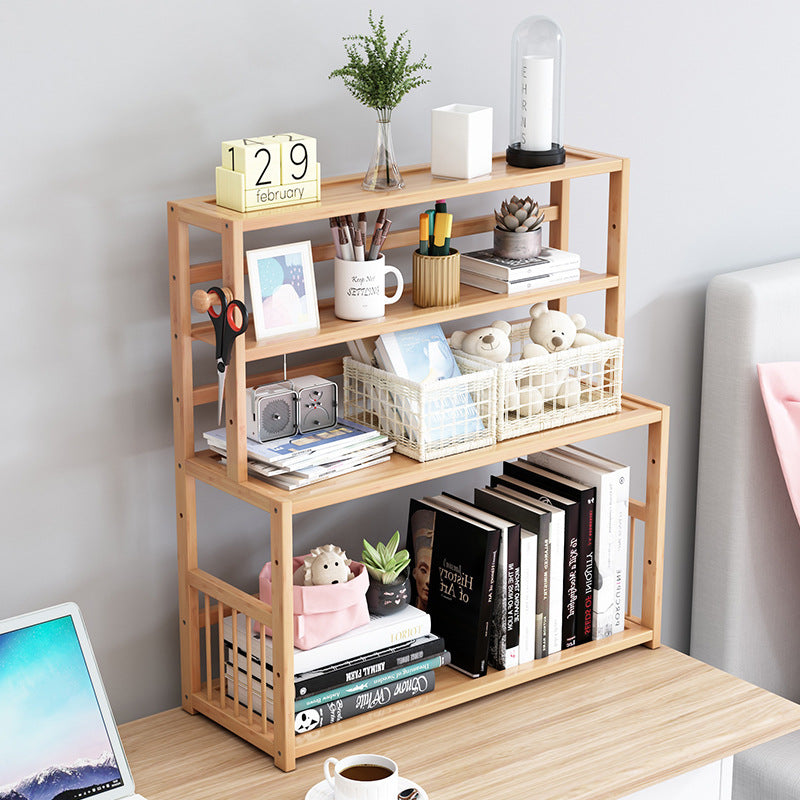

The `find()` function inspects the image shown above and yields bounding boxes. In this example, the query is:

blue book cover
[377,324,460,382]
[375,325,484,440]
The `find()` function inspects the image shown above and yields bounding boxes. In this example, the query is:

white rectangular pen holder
[431,104,493,179]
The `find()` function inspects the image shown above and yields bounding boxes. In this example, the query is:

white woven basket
[452,323,623,441]
[342,356,496,462]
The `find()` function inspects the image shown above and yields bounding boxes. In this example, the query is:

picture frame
[246,241,320,342]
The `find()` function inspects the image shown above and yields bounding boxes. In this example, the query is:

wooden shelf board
[184,394,664,514]
[171,149,624,234]
[188,622,652,761]
[190,270,619,361]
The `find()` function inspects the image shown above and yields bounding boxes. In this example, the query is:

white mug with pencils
[332,211,404,320]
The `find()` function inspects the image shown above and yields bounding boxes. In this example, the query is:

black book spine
[576,498,595,646]
[476,532,500,676]
[295,636,444,698]
[295,670,436,732]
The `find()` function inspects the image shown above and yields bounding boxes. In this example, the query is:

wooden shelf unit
[168,146,668,772]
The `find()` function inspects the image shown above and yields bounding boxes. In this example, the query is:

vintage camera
[246,376,337,442]
[246,384,298,443]
[282,375,338,434]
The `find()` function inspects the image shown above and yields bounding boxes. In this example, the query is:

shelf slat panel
[171,149,623,234]
[185,394,665,514]
[190,270,620,361]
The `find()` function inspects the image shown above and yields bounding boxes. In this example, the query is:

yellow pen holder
[412,249,460,308]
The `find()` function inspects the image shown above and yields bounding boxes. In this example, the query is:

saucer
[305,776,427,800]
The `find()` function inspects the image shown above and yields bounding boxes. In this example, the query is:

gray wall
[2,0,798,724]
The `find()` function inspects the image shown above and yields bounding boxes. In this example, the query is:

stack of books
[223,604,449,732]
[405,445,630,674]
[459,246,581,294]
[203,419,394,490]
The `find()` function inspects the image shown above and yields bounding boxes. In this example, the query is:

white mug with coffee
[334,255,404,320]
[323,753,399,800]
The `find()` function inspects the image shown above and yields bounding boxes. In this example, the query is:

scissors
[205,286,248,425]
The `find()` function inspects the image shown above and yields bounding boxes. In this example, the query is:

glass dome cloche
[506,15,566,168]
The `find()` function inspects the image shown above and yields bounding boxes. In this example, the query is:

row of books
[459,246,581,295]
[222,604,449,732]
[406,444,629,676]
[203,418,394,490]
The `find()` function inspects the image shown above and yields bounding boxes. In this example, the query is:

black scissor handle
[219,299,248,366]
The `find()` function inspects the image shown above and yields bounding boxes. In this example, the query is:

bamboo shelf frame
[168,146,667,772]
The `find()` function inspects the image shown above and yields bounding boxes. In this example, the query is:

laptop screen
[0,611,129,800]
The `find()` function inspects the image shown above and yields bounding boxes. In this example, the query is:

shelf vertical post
[220,220,248,483]
[605,159,629,338]
[270,501,296,771]
[548,179,571,313]
[168,204,202,710]
[641,405,669,648]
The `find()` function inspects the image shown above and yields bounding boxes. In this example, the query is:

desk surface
[120,647,800,800]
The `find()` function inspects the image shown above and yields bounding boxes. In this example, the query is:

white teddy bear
[450,321,520,411]
[518,302,599,413]
[450,320,513,363]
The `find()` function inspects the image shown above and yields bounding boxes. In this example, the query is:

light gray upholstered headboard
[691,259,800,798]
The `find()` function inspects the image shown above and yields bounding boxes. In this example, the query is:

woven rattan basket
[342,356,496,462]
[452,323,623,441]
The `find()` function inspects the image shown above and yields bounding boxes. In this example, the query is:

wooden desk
[120,647,800,800]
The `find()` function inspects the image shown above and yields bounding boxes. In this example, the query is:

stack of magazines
[203,419,394,490]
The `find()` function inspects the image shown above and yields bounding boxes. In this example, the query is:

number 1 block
[221,137,281,189]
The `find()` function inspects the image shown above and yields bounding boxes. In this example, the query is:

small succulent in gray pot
[362,531,411,615]
[493,195,545,259]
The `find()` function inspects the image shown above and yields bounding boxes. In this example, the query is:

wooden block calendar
[216,133,320,212]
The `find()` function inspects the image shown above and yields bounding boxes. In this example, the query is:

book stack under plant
[223,605,450,732]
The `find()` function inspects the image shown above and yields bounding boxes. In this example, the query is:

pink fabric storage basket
[258,557,370,650]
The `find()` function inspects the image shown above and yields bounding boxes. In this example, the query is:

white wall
[2,0,798,724]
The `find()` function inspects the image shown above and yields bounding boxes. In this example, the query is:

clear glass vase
[362,107,404,191]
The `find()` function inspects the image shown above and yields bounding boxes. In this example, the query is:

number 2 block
[269,133,317,184]
[221,138,281,190]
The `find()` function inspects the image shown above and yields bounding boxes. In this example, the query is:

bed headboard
[691,258,800,703]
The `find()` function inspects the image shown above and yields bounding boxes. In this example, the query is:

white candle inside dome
[520,55,554,151]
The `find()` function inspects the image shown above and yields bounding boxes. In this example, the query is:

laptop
[0,602,146,800]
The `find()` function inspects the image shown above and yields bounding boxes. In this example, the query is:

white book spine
[518,530,538,664]
[547,509,565,654]
[529,451,628,639]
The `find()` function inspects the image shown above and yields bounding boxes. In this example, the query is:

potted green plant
[329,11,430,190]
[493,195,546,259]
[361,530,411,615]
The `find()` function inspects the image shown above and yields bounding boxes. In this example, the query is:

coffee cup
[334,255,404,320]
[323,753,399,800]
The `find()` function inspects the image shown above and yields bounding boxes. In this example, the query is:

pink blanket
[758,362,800,528]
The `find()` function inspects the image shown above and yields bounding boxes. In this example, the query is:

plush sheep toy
[451,321,520,410]
[518,302,599,413]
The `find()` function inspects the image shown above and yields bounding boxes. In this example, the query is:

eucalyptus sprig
[362,530,411,584]
[329,11,431,112]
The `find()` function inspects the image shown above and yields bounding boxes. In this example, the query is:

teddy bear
[450,320,520,410]
[294,544,354,586]
[518,302,600,413]
[450,320,513,363]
